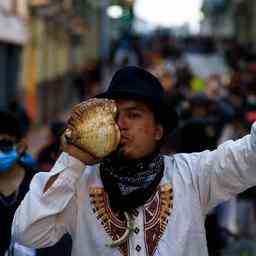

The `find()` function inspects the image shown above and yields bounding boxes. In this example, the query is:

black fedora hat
[97,66,179,135]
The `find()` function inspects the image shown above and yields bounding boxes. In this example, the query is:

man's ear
[155,124,164,141]
[16,138,27,155]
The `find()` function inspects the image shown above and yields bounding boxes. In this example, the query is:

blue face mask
[0,149,19,173]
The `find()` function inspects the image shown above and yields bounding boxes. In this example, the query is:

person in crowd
[177,92,226,255]
[37,121,65,172]
[36,120,72,256]
[12,66,256,256]
[177,92,217,153]
[8,99,31,138]
[216,111,256,256]
[0,111,36,256]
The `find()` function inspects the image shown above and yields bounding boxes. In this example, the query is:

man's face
[115,99,164,160]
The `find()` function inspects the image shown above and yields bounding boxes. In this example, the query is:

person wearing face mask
[12,67,256,256]
[0,111,37,256]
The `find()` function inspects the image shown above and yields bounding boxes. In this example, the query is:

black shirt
[0,165,34,256]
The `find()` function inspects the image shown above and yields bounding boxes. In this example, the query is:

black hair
[0,111,22,141]
[50,121,65,138]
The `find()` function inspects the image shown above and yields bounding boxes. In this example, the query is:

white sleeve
[177,122,256,214]
[12,152,85,248]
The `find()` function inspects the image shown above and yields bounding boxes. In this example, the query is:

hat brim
[96,91,179,135]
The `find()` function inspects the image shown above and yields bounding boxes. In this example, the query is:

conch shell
[64,98,120,158]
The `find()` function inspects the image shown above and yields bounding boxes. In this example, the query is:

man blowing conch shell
[12,66,256,256]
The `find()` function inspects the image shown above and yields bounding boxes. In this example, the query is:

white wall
[0,0,29,45]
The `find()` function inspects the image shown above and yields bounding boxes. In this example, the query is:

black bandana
[100,152,164,212]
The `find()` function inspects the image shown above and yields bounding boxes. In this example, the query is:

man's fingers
[60,134,99,165]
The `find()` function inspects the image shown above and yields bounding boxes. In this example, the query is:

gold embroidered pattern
[89,184,173,256]
[144,184,173,256]
[159,184,173,235]
[89,187,129,256]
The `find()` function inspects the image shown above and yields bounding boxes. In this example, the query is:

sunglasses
[0,139,16,153]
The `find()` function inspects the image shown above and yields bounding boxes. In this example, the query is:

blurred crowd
[133,33,256,256]
[1,31,256,256]
[124,32,256,256]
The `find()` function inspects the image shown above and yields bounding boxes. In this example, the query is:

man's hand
[43,135,99,193]
[61,135,100,165]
